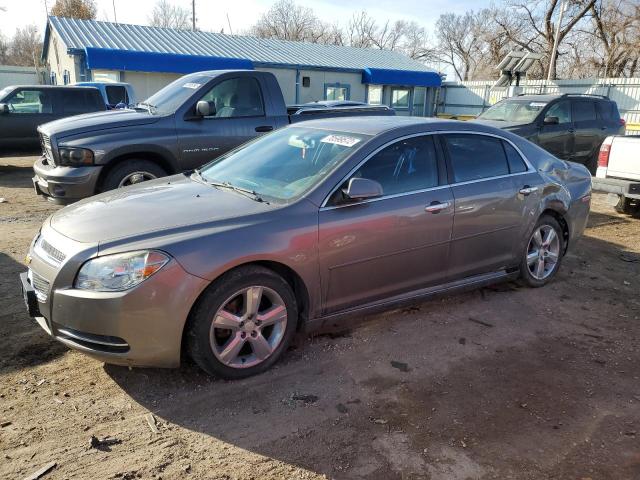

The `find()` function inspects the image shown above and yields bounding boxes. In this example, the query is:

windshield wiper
[206,179,267,203]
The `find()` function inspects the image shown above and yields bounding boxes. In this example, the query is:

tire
[186,266,298,379]
[100,159,167,192]
[519,215,565,288]
[614,196,636,215]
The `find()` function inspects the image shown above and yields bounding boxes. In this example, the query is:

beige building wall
[45,27,83,84]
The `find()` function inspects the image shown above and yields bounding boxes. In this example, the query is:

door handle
[255,125,274,132]
[519,186,539,195]
[568,128,575,133]
[425,201,451,213]
[600,126,607,131]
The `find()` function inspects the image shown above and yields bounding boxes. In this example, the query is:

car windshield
[139,75,210,114]
[198,127,369,203]
[478,99,548,123]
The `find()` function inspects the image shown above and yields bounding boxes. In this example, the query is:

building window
[368,85,383,105]
[391,88,410,109]
[324,83,350,101]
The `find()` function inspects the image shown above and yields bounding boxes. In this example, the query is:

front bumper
[33,156,103,204]
[592,176,640,199]
[22,255,209,368]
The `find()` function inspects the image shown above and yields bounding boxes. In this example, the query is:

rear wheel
[519,215,564,287]
[186,266,298,379]
[100,159,167,192]
[614,196,637,215]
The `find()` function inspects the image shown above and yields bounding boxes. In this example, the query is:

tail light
[598,137,613,167]
[619,118,626,127]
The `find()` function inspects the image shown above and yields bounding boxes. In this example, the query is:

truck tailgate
[608,136,640,181]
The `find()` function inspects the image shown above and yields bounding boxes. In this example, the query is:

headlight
[75,250,169,292]
[58,147,94,166]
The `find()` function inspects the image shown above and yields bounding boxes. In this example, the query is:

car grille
[40,133,54,165]
[33,236,66,266]
[30,270,50,302]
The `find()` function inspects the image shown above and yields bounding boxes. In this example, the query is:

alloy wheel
[118,171,157,187]
[526,225,561,280]
[209,286,288,369]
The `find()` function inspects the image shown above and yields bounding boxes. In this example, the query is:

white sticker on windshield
[529,102,547,108]
[321,135,361,147]
[183,82,201,89]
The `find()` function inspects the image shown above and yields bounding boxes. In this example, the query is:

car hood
[49,174,273,244]
[471,119,529,130]
[38,109,163,139]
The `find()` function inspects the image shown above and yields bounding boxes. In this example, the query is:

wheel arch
[179,260,311,362]
[96,151,178,193]
[539,208,570,254]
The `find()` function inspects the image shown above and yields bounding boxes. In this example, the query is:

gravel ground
[1,155,639,480]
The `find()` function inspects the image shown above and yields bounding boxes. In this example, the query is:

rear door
[0,88,56,149]
[443,133,540,279]
[177,76,277,170]
[318,134,453,314]
[572,99,601,169]
[55,89,103,118]
[537,100,574,160]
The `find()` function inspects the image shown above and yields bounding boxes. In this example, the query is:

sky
[0,0,491,38]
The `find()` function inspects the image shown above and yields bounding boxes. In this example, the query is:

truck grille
[30,270,51,302]
[40,133,54,165]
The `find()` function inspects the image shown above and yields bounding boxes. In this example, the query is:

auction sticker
[183,83,201,89]
[529,102,547,108]
[321,135,361,147]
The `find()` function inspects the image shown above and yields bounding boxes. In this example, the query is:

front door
[319,135,453,314]
[177,77,276,170]
[0,88,57,150]
[538,100,574,160]
[442,133,538,279]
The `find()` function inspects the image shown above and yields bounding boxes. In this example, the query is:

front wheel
[100,159,167,192]
[519,215,564,287]
[186,266,298,379]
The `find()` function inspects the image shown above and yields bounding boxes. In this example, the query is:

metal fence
[436,77,640,134]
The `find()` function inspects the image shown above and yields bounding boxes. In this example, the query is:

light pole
[192,0,196,31]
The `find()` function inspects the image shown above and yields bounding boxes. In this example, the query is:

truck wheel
[100,160,167,192]
[614,196,636,215]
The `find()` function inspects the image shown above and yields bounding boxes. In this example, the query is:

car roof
[3,85,100,90]
[508,94,610,103]
[295,116,496,136]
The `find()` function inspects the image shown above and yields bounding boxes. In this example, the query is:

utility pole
[112,0,117,23]
[547,0,566,81]
[226,13,233,35]
[192,0,196,31]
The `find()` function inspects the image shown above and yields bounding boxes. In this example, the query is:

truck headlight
[75,251,170,292]
[58,147,94,166]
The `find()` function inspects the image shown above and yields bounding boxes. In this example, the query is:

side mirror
[342,177,383,201]
[543,116,559,125]
[196,100,214,117]
[0,103,9,114]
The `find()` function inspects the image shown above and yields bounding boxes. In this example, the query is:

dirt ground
[1,155,639,480]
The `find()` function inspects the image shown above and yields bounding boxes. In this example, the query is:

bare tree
[6,25,43,69]
[250,0,331,43]
[50,0,97,19]
[149,0,190,30]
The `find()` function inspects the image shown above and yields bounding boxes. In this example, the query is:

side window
[349,135,439,198]
[502,141,527,173]
[200,77,265,118]
[391,88,410,109]
[5,89,52,114]
[325,84,350,101]
[573,101,597,122]
[445,134,509,183]
[59,91,91,114]
[544,101,571,124]
[105,85,128,105]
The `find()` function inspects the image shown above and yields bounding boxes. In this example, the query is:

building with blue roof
[43,16,442,116]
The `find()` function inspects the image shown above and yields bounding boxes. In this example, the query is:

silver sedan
[20,117,592,378]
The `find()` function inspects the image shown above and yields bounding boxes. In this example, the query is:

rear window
[573,101,597,122]
[444,134,510,182]
[105,85,128,105]
[58,89,103,114]
[597,101,619,121]
[503,141,527,173]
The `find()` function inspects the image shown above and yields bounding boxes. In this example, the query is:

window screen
[573,101,597,122]
[353,135,439,196]
[445,134,509,183]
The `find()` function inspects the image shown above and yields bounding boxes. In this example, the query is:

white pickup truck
[593,135,640,215]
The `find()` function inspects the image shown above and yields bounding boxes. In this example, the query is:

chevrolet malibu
[20,117,592,379]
